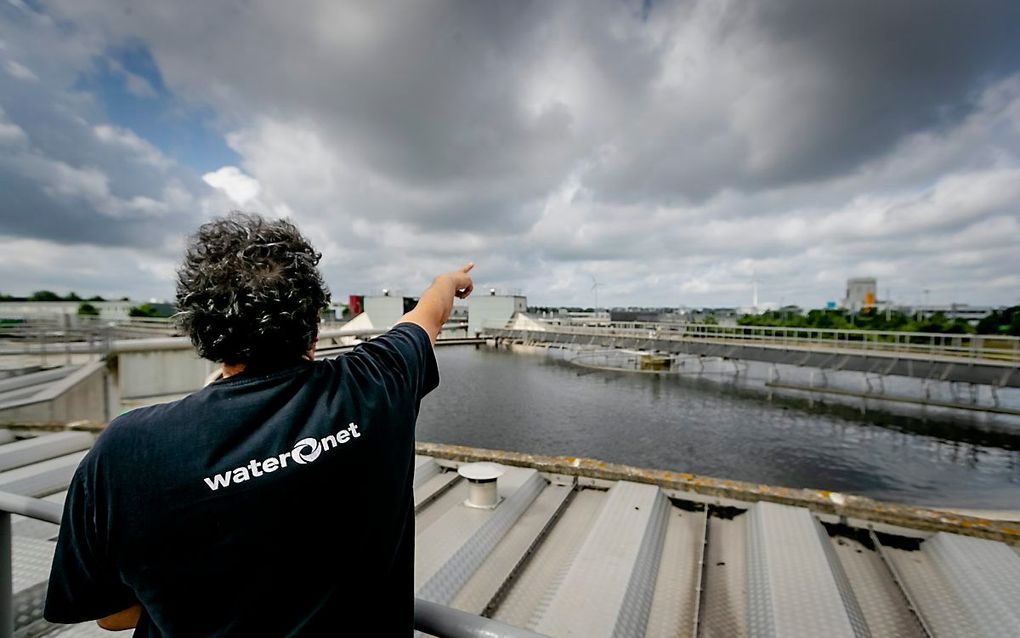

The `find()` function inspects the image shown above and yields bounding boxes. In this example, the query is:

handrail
[0,491,546,638]
[414,598,548,638]
[0,329,472,356]
[485,322,1020,364]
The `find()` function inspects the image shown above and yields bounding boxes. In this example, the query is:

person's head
[175,212,330,366]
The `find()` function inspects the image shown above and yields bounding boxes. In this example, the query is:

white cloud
[0,107,27,143]
[0,234,179,300]
[4,59,37,81]
[93,124,172,169]
[201,165,262,206]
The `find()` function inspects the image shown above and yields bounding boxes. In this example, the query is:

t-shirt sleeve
[44,459,136,623]
[344,322,440,401]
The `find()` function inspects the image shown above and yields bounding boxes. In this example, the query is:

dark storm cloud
[1,0,1019,305]
[740,1,1020,183]
[585,0,1020,204]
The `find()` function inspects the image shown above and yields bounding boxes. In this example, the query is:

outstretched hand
[447,262,474,299]
[399,262,476,344]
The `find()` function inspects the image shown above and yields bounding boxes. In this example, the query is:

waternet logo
[203,422,360,491]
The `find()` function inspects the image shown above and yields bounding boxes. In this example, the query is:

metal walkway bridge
[487,324,1020,388]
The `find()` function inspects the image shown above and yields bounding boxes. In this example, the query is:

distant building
[609,310,662,323]
[843,277,877,312]
[362,294,418,329]
[913,304,995,323]
[0,300,136,322]
[468,292,527,335]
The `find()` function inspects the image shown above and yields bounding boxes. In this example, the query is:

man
[44,212,473,636]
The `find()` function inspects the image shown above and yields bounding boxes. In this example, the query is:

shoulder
[342,323,431,367]
[371,323,431,349]
[87,394,188,462]
[340,322,439,397]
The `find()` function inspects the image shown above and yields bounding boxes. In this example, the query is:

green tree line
[739,307,1020,336]
[0,291,117,302]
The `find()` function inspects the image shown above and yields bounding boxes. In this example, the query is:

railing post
[1,511,12,638]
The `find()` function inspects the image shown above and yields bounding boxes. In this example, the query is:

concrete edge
[3,425,1014,545]
[0,361,106,413]
[414,441,1020,546]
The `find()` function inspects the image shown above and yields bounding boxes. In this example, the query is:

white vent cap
[457,462,505,483]
[458,462,505,509]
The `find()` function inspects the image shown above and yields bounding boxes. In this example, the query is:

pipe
[1,512,10,638]
[413,598,550,638]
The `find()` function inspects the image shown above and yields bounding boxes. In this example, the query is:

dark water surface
[417,346,1020,509]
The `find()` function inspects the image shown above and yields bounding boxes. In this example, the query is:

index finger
[461,262,475,273]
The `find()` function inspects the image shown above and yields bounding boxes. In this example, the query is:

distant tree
[65,291,82,301]
[129,304,162,318]
[976,306,1020,336]
[120,296,131,302]
[87,295,105,302]
[702,315,719,325]
[29,290,61,302]
[129,303,175,318]
[77,302,100,316]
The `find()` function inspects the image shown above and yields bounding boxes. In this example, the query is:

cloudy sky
[2,1,1019,309]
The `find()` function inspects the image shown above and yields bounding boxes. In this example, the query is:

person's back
[43,213,473,636]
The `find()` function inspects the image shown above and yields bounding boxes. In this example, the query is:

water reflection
[417,347,1020,509]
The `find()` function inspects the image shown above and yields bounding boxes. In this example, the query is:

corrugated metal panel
[492,488,607,629]
[826,531,923,637]
[643,506,706,638]
[699,511,748,638]
[414,471,458,511]
[921,532,1020,637]
[13,536,55,631]
[414,455,441,488]
[415,467,545,606]
[8,441,1020,638]
[746,501,868,638]
[533,481,669,638]
[449,483,573,615]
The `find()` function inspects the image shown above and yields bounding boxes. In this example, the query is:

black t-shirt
[44,323,439,637]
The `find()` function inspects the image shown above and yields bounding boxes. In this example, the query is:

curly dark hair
[175,212,330,365]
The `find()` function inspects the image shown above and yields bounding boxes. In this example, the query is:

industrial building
[0,301,138,322]
[843,277,877,312]
[363,293,419,329]
[466,292,527,336]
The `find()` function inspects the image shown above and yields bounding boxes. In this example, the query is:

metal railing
[485,321,1020,363]
[0,491,545,638]
[1,324,475,358]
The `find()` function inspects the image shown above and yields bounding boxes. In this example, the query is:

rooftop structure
[363,294,419,329]
[467,293,526,336]
[2,430,1019,637]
